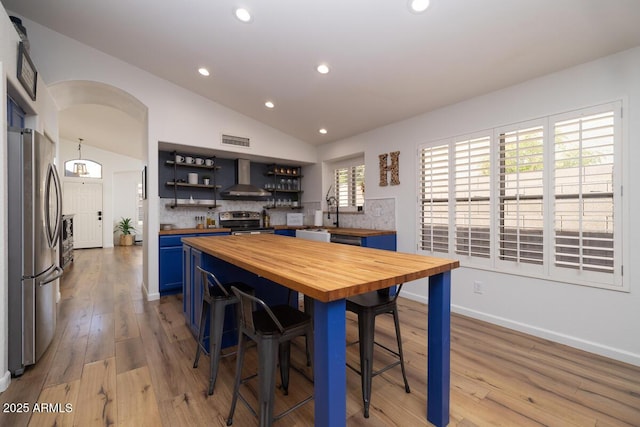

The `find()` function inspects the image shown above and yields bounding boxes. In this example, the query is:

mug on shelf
[205,158,214,167]
[175,154,185,163]
[185,156,194,164]
[195,157,204,165]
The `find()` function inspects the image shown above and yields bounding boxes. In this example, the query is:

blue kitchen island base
[182,244,294,349]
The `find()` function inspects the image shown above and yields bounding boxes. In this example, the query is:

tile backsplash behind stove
[159,198,395,231]
[159,199,287,229]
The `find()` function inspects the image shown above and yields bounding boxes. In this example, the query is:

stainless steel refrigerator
[8,128,63,376]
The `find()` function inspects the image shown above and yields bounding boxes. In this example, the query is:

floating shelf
[264,206,303,210]
[166,203,218,209]
[165,160,220,170]
[165,152,220,208]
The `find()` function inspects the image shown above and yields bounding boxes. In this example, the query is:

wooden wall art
[379,151,400,186]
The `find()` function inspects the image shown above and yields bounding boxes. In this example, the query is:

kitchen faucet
[325,186,339,228]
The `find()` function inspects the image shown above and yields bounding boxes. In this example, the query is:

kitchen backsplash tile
[159,199,287,229]
[304,198,395,230]
[159,198,396,231]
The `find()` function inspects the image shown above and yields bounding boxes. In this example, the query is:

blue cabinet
[159,232,229,296]
[275,229,296,237]
[362,234,396,251]
[182,244,192,323]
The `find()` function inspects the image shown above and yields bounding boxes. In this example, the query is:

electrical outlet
[473,281,483,294]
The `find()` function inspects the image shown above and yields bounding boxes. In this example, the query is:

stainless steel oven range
[219,211,275,235]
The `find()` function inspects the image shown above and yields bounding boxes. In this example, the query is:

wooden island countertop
[182,233,458,303]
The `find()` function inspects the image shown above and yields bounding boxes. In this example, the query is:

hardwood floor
[1,246,639,426]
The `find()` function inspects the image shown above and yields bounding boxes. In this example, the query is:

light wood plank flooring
[1,246,639,426]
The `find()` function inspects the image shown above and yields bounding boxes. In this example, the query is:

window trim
[547,104,622,288]
[64,158,103,179]
[416,101,627,292]
[331,156,365,213]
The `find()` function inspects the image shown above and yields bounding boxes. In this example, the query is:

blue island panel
[183,244,296,349]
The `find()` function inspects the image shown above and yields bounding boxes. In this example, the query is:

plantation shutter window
[417,101,623,290]
[334,164,365,208]
[553,110,616,278]
[498,125,545,265]
[454,136,491,258]
[419,144,450,253]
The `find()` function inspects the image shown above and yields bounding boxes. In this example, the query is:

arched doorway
[48,80,148,249]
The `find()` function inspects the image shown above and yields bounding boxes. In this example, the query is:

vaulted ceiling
[5,0,640,153]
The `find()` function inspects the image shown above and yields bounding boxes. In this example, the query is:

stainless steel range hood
[221,159,271,198]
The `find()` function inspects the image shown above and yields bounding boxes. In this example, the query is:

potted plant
[202,175,210,185]
[114,217,136,246]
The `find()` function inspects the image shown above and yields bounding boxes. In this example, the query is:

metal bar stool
[287,289,313,366]
[192,266,254,395]
[346,284,410,418]
[226,286,314,427]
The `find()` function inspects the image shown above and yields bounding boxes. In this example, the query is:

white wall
[113,171,142,244]
[59,138,143,247]
[316,47,640,366]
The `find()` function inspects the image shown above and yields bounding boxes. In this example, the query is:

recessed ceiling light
[235,8,252,22]
[409,0,430,13]
[319,128,328,134]
[198,67,210,76]
[265,101,275,109]
[316,64,330,74]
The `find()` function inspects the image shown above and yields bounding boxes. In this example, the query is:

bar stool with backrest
[227,286,314,427]
[346,284,410,418]
[192,266,254,395]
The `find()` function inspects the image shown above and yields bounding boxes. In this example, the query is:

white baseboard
[452,305,640,367]
[0,370,11,392]
[400,290,640,367]
[141,281,160,301]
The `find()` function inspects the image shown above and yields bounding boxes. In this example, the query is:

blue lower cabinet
[159,244,183,295]
[160,232,229,296]
[362,234,396,251]
[275,229,296,237]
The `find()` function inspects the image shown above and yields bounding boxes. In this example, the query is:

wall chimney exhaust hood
[221,159,271,198]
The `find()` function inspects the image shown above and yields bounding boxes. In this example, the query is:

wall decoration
[379,151,400,186]
[17,42,37,101]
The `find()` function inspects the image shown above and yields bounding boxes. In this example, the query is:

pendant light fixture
[73,138,89,176]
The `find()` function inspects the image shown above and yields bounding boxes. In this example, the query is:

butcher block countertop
[182,234,458,302]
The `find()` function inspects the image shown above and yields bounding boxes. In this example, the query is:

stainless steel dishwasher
[330,234,362,246]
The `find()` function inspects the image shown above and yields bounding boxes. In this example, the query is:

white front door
[63,181,103,248]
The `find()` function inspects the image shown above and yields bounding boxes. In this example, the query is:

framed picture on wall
[17,42,37,101]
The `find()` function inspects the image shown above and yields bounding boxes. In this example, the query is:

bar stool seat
[227,286,313,427]
[192,266,254,395]
[346,284,410,418]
